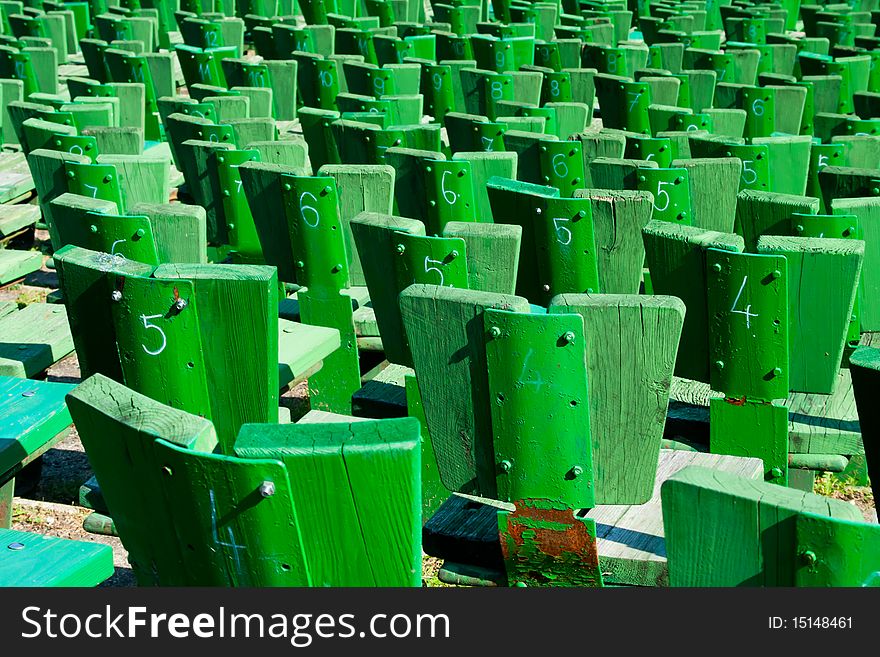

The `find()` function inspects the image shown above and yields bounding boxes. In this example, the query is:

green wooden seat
[662,465,879,586]
[642,220,744,383]
[0,375,74,528]
[67,373,421,586]
[0,528,113,586]
[756,235,863,394]
[486,176,598,305]
[55,244,341,449]
[239,166,361,412]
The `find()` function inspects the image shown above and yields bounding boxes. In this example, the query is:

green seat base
[0,528,113,586]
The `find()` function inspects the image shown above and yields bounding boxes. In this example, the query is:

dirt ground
[3,231,875,587]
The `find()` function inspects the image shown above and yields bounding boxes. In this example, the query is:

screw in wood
[259,481,276,497]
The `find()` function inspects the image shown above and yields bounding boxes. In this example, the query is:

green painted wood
[239,161,298,282]
[794,511,880,586]
[97,154,170,210]
[589,156,658,192]
[832,197,880,330]
[550,294,684,504]
[154,436,311,586]
[213,148,263,263]
[403,372,448,522]
[155,263,279,453]
[179,138,233,246]
[707,248,789,400]
[818,164,880,203]
[757,236,863,394]
[484,308,593,508]
[249,140,309,173]
[734,189,821,252]
[385,147,444,225]
[234,417,422,586]
[442,221,521,294]
[278,319,341,388]
[350,211,425,366]
[68,373,311,586]
[109,273,213,421]
[0,376,73,479]
[0,528,113,587]
[661,465,865,586]
[0,248,40,287]
[131,203,208,264]
[0,303,73,378]
[279,175,360,413]
[636,167,693,225]
[27,148,91,250]
[0,204,38,240]
[573,188,653,295]
[66,373,219,585]
[451,152,517,222]
[318,164,395,287]
[671,157,741,233]
[710,398,789,484]
[54,245,156,381]
[400,284,530,497]
[642,221,744,383]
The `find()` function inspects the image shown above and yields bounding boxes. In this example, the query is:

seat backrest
[642,220,744,383]
[235,417,422,586]
[487,176,599,305]
[550,293,685,504]
[757,235,863,394]
[67,373,310,587]
[662,465,877,586]
[400,283,596,508]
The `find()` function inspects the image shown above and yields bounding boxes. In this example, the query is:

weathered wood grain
[574,188,653,294]
[642,220,744,383]
[757,236,863,394]
[550,294,684,504]
[662,465,865,586]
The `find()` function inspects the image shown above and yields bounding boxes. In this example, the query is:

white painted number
[741,160,758,185]
[140,314,167,356]
[424,256,445,286]
[653,180,672,212]
[553,217,572,245]
[441,170,457,204]
[731,275,759,328]
[299,191,320,228]
[551,153,568,177]
[752,98,765,116]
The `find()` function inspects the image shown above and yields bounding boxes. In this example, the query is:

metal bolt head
[489,326,502,338]
[500,459,512,472]
[111,290,123,302]
[7,542,24,551]
[571,465,584,477]
[542,284,551,292]
[770,466,784,478]
[712,262,722,272]
[332,263,344,273]
[450,250,459,259]
[135,228,145,238]
[795,224,804,233]
[173,298,188,311]
[395,244,405,254]
[296,260,305,268]
[714,360,725,370]
[801,549,817,566]
[770,269,782,279]
[259,481,276,497]
[563,331,576,344]
[89,224,98,233]
[773,367,783,376]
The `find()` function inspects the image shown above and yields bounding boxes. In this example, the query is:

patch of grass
[814,472,870,500]
[15,287,47,308]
